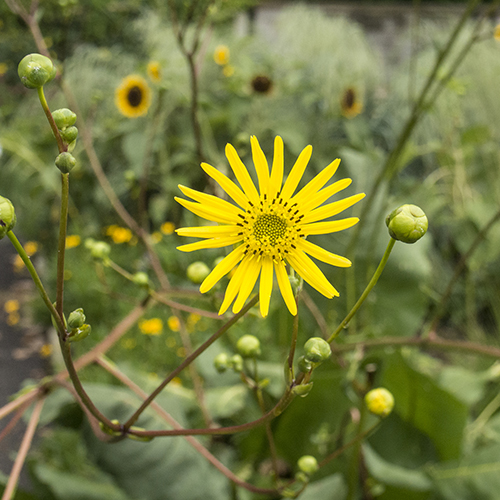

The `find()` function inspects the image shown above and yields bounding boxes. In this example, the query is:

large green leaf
[298,473,347,500]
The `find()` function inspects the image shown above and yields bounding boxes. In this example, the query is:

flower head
[251,75,273,94]
[176,136,365,317]
[115,75,151,118]
[495,24,500,42]
[340,87,363,118]
[147,61,162,83]
[139,318,163,336]
[213,45,230,66]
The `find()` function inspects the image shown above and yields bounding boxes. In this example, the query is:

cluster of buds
[0,195,16,239]
[66,307,91,342]
[213,352,244,374]
[53,108,78,153]
[18,53,56,89]
[298,337,331,373]
[85,238,111,262]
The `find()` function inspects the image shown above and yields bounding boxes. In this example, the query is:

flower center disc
[128,86,143,107]
[253,214,287,247]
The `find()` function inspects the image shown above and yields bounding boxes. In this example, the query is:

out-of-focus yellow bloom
[65,235,81,249]
[24,241,38,256]
[147,61,162,83]
[167,316,181,332]
[160,222,175,235]
[115,75,152,118]
[187,313,201,332]
[0,63,8,76]
[340,87,363,118]
[139,318,164,335]
[223,65,235,77]
[494,24,500,41]
[4,299,20,314]
[40,344,53,357]
[176,347,186,358]
[13,254,24,272]
[7,312,20,326]
[151,231,162,244]
[122,338,137,349]
[213,45,230,66]
[166,336,177,348]
[106,225,133,244]
[171,377,183,386]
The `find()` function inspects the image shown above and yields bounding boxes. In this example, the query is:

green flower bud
[0,195,16,239]
[127,426,154,442]
[132,272,149,287]
[214,352,230,373]
[60,126,78,144]
[67,308,85,329]
[386,204,428,244]
[294,471,309,484]
[85,239,111,260]
[365,387,395,418]
[99,419,121,436]
[289,274,301,296]
[18,53,56,89]
[298,355,313,373]
[304,337,331,364]
[52,108,77,129]
[67,324,91,342]
[186,261,210,284]
[292,382,314,398]
[55,152,76,173]
[297,455,319,475]
[236,334,261,358]
[230,354,243,373]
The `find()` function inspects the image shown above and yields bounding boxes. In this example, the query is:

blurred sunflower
[340,87,363,118]
[176,136,365,317]
[115,75,151,118]
[251,75,273,94]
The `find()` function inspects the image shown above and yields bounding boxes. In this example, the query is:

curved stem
[329,238,396,343]
[37,86,65,154]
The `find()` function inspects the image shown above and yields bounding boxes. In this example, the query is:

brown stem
[150,290,224,320]
[0,401,31,445]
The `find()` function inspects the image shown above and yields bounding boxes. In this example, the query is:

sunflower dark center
[253,214,287,247]
[127,86,143,107]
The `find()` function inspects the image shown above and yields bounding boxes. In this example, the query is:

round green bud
[52,108,77,129]
[236,334,261,358]
[214,352,230,373]
[132,272,149,287]
[365,387,395,418]
[67,323,91,342]
[386,204,428,244]
[230,354,243,373]
[298,355,313,373]
[18,53,56,89]
[85,239,111,260]
[297,455,319,475]
[304,337,331,364]
[292,382,314,398]
[55,152,76,173]
[67,308,86,329]
[186,261,210,284]
[0,196,16,239]
[60,126,78,144]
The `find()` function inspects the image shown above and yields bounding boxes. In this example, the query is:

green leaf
[299,473,347,500]
[205,385,249,419]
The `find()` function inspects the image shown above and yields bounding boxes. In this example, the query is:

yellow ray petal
[219,256,251,315]
[233,255,261,313]
[175,197,238,224]
[225,143,260,206]
[176,235,242,252]
[291,158,341,205]
[251,135,270,197]
[178,185,245,218]
[295,239,351,268]
[280,145,312,201]
[274,260,297,315]
[287,251,339,298]
[176,225,241,238]
[200,245,245,293]
[200,163,249,210]
[301,217,359,236]
[301,178,352,213]
[259,256,274,317]
[300,193,365,224]
[269,136,284,200]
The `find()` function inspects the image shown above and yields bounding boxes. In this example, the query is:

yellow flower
[106,225,133,244]
[40,344,53,358]
[151,231,162,244]
[161,221,175,235]
[167,316,181,332]
[7,312,20,326]
[223,65,235,77]
[65,235,81,249]
[0,62,8,76]
[4,299,20,314]
[115,75,152,118]
[122,338,137,350]
[139,318,164,335]
[166,336,177,348]
[13,254,24,272]
[176,136,365,317]
[176,347,186,358]
[187,313,201,332]
[24,241,38,256]
[495,24,500,41]
[340,87,363,118]
[147,61,162,83]
[213,45,230,66]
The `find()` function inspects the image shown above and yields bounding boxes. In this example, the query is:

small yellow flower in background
[167,316,181,332]
[166,336,177,348]
[115,75,152,118]
[7,311,20,326]
[151,231,162,244]
[24,241,38,256]
[213,45,230,66]
[4,299,20,314]
[139,318,164,335]
[40,344,53,358]
[223,65,235,78]
[340,87,363,119]
[106,225,133,244]
[176,347,186,358]
[187,313,201,332]
[175,135,365,317]
[161,222,175,235]
[147,61,162,83]
[171,376,183,386]
[0,63,8,76]
[121,338,137,350]
[65,235,81,249]
[13,254,24,272]
[494,24,500,41]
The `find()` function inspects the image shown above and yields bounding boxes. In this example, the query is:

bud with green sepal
[67,324,91,342]
[67,308,85,329]
[85,239,111,261]
[297,455,319,476]
[292,382,314,397]
[236,334,261,358]
[60,126,78,145]
[214,352,230,373]
[55,152,76,173]
[18,53,56,89]
[230,354,243,373]
[187,261,210,284]
[304,337,331,365]
[132,272,149,287]
[386,204,428,244]
[298,355,313,374]
[0,196,16,239]
[99,419,122,437]
[365,387,394,418]
[52,108,77,129]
